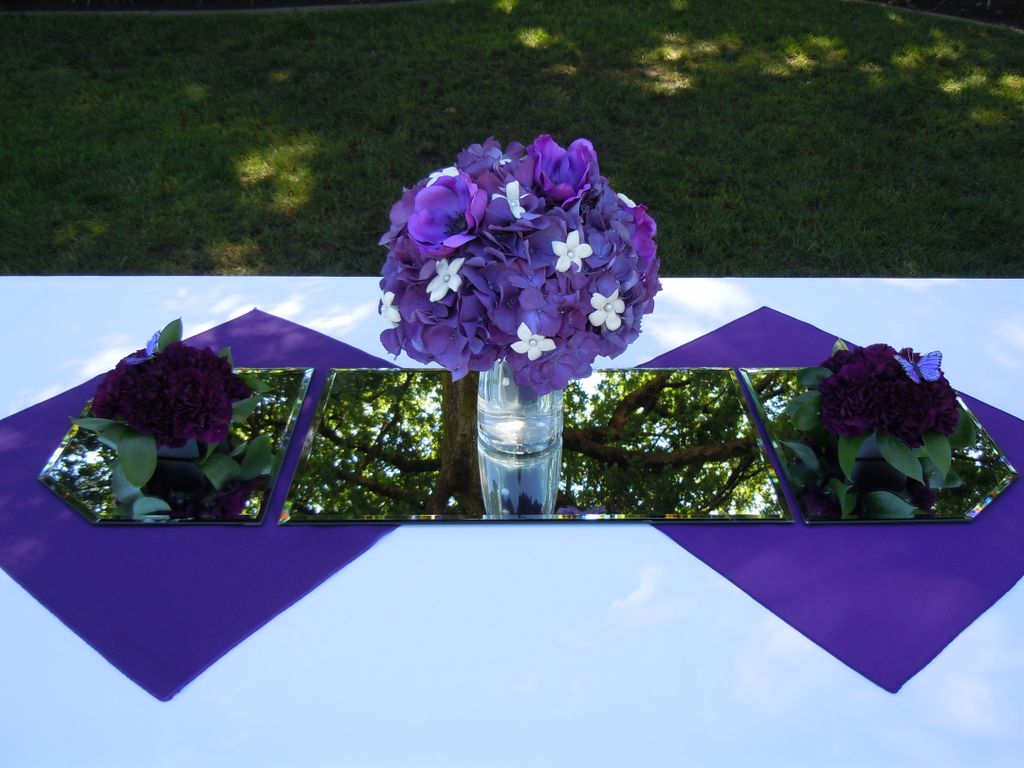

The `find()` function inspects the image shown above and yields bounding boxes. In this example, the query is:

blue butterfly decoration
[894,350,942,383]
[123,330,162,366]
[144,330,161,356]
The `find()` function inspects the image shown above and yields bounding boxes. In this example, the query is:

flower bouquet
[378,135,660,394]
[778,340,978,520]
[69,320,276,521]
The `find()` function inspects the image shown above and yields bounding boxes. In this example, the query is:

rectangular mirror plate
[281,368,793,523]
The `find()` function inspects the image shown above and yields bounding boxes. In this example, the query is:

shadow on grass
[0,0,1021,276]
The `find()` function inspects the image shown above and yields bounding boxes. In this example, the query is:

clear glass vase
[477,359,564,518]
[478,442,562,519]
[477,359,563,455]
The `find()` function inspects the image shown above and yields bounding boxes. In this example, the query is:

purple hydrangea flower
[379,136,660,395]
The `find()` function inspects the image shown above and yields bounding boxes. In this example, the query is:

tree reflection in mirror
[281,368,791,523]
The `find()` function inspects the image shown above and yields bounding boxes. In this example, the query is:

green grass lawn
[1,0,1022,276]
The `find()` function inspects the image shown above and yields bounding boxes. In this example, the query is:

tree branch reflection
[287,368,786,522]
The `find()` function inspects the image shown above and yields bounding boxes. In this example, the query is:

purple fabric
[647,306,1024,692]
[5,305,1021,699]
[0,310,396,701]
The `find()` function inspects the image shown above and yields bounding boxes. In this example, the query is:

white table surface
[1,277,1022,768]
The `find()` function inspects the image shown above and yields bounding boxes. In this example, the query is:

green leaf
[797,367,833,388]
[838,433,867,480]
[793,412,821,432]
[97,424,127,450]
[792,407,822,432]
[231,396,260,423]
[118,431,157,487]
[132,495,172,518]
[876,432,924,483]
[240,374,270,394]
[841,491,858,519]
[828,478,857,519]
[201,453,241,491]
[922,431,952,476]
[201,440,217,463]
[71,417,117,433]
[832,338,849,354]
[948,407,977,451]
[940,470,962,490]
[863,491,918,519]
[218,346,234,366]
[785,391,822,432]
[110,462,141,504]
[783,459,814,490]
[230,440,247,457]
[790,475,809,491]
[921,457,946,489]
[783,390,820,417]
[239,434,274,480]
[156,318,183,353]
[782,441,821,472]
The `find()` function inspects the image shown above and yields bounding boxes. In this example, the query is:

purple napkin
[646,306,1024,692]
[0,309,396,701]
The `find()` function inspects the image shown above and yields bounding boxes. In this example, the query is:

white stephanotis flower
[617,192,636,208]
[381,291,401,328]
[552,230,593,273]
[511,322,556,361]
[492,180,526,219]
[427,166,459,186]
[426,257,465,302]
[589,289,625,331]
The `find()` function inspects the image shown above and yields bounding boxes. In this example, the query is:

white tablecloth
[2,277,1022,768]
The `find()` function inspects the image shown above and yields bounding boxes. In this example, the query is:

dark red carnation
[801,484,841,520]
[822,348,855,374]
[819,373,876,436]
[874,378,933,448]
[167,367,232,444]
[207,476,264,520]
[91,363,136,421]
[907,479,937,513]
[818,345,897,436]
[148,471,263,520]
[817,343,960,447]
[91,341,251,447]
[923,380,960,435]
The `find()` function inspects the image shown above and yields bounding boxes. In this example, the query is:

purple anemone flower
[407,172,487,254]
[528,135,599,205]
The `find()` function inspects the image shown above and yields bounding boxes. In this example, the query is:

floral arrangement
[780,340,974,520]
[73,320,274,520]
[378,135,660,394]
